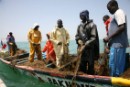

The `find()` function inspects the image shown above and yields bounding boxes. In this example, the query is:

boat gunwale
[1,53,130,86]
[0,57,112,85]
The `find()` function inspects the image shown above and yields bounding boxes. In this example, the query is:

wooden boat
[0,52,130,87]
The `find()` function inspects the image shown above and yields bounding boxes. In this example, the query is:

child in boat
[42,33,56,64]
[103,15,111,54]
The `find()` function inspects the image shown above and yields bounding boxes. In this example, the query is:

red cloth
[104,18,111,35]
[42,40,56,61]
[2,44,6,49]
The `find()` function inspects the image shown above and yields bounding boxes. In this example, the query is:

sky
[0,0,130,42]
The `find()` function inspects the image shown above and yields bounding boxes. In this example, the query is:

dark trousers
[79,48,94,74]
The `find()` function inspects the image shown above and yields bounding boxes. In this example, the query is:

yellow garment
[28,29,42,44]
[9,43,15,56]
[28,29,42,62]
[50,27,70,67]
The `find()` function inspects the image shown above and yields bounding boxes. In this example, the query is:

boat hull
[0,53,130,87]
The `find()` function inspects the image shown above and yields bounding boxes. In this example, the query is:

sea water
[15,40,130,54]
[0,40,130,87]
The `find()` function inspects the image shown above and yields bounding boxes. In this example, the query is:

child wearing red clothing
[42,33,56,63]
[103,15,111,36]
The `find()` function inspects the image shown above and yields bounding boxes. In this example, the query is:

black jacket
[75,20,99,60]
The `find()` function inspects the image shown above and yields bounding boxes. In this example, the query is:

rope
[71,46,83,87]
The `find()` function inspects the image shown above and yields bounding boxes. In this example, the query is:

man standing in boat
[75,10,99,74]
[50,19,70,68]
[28,23,42,62]
[6,32,17,56]
[104,0,129,76]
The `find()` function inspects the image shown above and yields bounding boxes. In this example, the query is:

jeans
[109,47,126,76]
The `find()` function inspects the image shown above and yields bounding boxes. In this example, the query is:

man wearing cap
[28,23,42,62]
[75,10,99,74]
[6,32,17,56]
[50,19,70,68]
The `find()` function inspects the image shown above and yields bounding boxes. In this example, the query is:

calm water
[0,40,130,87]
[15,40,130,54]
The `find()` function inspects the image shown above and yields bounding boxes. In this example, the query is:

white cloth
[114,9,126,25]
[50,27,70,67]
[32,23,39,29]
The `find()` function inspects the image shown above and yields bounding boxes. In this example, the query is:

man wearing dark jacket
[75,10,99,74]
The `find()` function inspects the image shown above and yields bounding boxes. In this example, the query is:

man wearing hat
[50,19,70,68]
[28,23,42,62]
[75,10,99,74]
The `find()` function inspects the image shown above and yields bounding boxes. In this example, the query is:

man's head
[46,33,50,39]
[80,10,89,23]
[57,19,63,28]
[33,23,39,30]
[103,15,110,23]
[9,32,13,36]
[107,0,118,14]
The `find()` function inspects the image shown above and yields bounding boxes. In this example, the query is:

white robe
[50,27,70,67]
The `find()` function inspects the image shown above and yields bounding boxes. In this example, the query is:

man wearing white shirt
[104,0,129,76]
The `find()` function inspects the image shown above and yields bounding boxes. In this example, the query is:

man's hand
[103,37,109,43]
[32,43,40,46]
[65,43,69,46]
[38,41,41,44]
[105,47,110,54]
[9,42,13,45]
[57,42,62,45]
[78,45,85,54]
[80,45,85,52]
[78,40,83,46]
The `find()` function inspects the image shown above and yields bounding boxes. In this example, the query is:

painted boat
[0,52,130,87]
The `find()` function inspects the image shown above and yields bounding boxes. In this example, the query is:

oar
[4,53,29,61]
[58,57,78,71]
[42,57,47,65]
[71,45,84,87]
[17,57,47,64]
[15,57,28,62]
[45,61,56,68]
[17,53,47,64]
[102,42,109,75]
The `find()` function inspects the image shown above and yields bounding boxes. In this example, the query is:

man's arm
[75,26,80,44]
[50,29,60,45]
[27,30,32,43]
[65,29,70,45]
[85,23,97,46]
[109,24,125,39]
